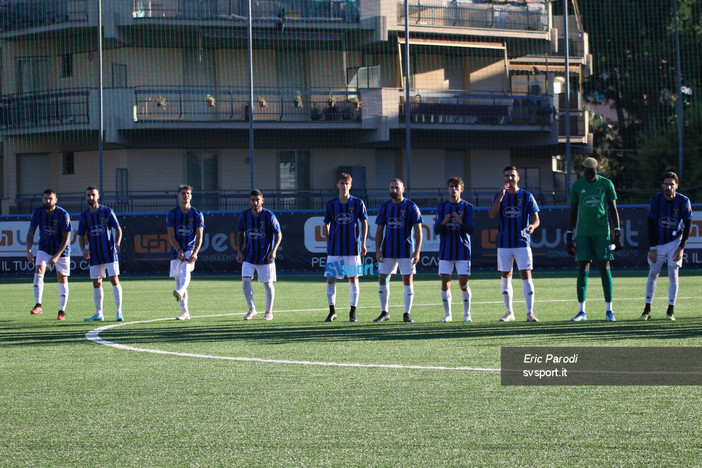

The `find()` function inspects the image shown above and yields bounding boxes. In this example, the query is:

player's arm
[608,199,622,249]
[114,226,123,255]
[526,212,540,234]
[488,188,507,219]
[79,232,90,260]
[236,230,245,263]
[673,217,692,262]
[459,210,474,235]
[375,224,385,262]
[566,202,578,254]
[26,227,36,261]
[268,231,282,262]
[647,216,658,262]
[360,219,368,256]
[412,223,423,265]
[167,226,185,261]
[50,231,70,265]
[189,226,204,263]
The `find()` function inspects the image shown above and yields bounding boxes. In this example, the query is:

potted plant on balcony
[348,95,361,110]
[206,94,216,107]
[327,93,336,108]
[310,105,322,120]
[156,96,167,108]
[294,91,303,109]
[258,96,267,108]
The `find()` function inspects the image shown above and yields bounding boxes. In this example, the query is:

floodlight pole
[247,0,255,189]
[673,0,684,180]
[563,0,571,194]
[98,0,104,194]
[404,0,412,196]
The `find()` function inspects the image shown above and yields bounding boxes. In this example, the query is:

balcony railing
[134,87,362,123]
[0,89,90,130]
[558,110,588,138]
[399,92,554,126]
[398,0,547,31]
[132,0,359,22]
[0,0,88,33]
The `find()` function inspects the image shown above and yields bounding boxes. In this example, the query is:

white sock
[441,289,452,316]
[462,289,471,317]
[404,285,414,314]
[349,281,359,307]
[33,273,45,304]
[522,279,535,315]
[58,282,69,312]
[501,277,513,314]
[242,278,255,310]
[178,262,191,293]
[579,302,586,313]
[326,283,337,306]
[378,283,389,312]
[93,287,104,316]
[175,278,188,314]
[645,262,662,303]
[113,284,123,315]
[668,264,679,306]
[606,302,613,312]
[263,282,275,313]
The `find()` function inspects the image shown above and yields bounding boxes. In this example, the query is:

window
[347,65,380,89]
[16,57,50,93]
[62,152,75,175]
[278,150,311,209]
[522,167,541,193]
[112,63,127,88]
[61,54,73,78]
[185,151,219,210]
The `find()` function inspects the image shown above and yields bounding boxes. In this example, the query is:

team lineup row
[25,157,692,324]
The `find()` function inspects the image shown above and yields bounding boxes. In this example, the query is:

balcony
[133,88,363,124]
[397,0,547,32]
[0,89,90,132]
[558,109,589,141]
[131,0,359,23]
[399,92,554,127]
[0,0,88,34]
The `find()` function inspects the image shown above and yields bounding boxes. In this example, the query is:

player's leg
[241,262,257,320]
[458,272,471,322]
[346,256,361,322]
[439,260,453,322]
[401,270,414,323]
[85,265,105,321]
[109,271,123,321]
[261,263,276,320]
[642,255,664,320]
[324,256,339,321]
[519,268,537,322]
[57,271,69,320]
[597,260,614,321]
[375,259,397,322]
[31,259,47,315]
[572,260,590,321]
[498,248,514,321]
[170,260,189,320]
[666,245,683,320]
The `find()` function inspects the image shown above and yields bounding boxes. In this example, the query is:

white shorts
[649,238,684,268]
[242,262,277,283]
[324,255,362,279]
[89,262,120,279]
[379,258,416,276]
[170,251,196,278]
[36,250,71,276]
[497,247,533,272]
[438,259,471,276]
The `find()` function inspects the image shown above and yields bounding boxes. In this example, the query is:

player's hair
[85,186,99,194]
[43,189,57,196]
[337,172,352,183]
[250,189,263,198]
[447,177,464,188]
[503,165,519,175]
[661,171,679,185]
[177,184,193,195]
[390,178,404,186]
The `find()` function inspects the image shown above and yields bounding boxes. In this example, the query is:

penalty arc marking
[85,314,500,372]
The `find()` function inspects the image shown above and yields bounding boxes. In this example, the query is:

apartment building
[0,0,590,214]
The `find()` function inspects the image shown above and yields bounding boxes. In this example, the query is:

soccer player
[79,187,124,322]
[434,177,474,322]
[641,172,692,321]
[566,157,622,322]
[237,190,282,321]
[323,172,368,322]
[26,189,72,320]
[167,185,205,321]
[488,166,541,322]
[374,178,423,323]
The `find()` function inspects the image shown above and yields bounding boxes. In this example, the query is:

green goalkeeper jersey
[569,175,617,236]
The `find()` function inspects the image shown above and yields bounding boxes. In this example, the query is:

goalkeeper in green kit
[566,157,622,321]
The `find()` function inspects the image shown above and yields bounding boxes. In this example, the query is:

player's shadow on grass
[91,319,702,347]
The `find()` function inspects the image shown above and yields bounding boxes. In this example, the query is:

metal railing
[398,0,548,31]
[132,0,359,22]
[0,0,88,32]
[134,87,362,123]
[0,89,90,130]
[400,91,554,125]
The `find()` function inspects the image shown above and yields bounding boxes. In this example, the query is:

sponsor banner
[0,207,700,275]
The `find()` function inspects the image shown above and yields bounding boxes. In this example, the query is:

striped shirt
[324,196,368,256]
[647,192,692,246]
[238,208,281,265]
[493,189,540,248]
[435,200,474,261]
[166,206,205,260]
[78,205,120,266]
[375,198,423,259]
[29,205,72,257]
